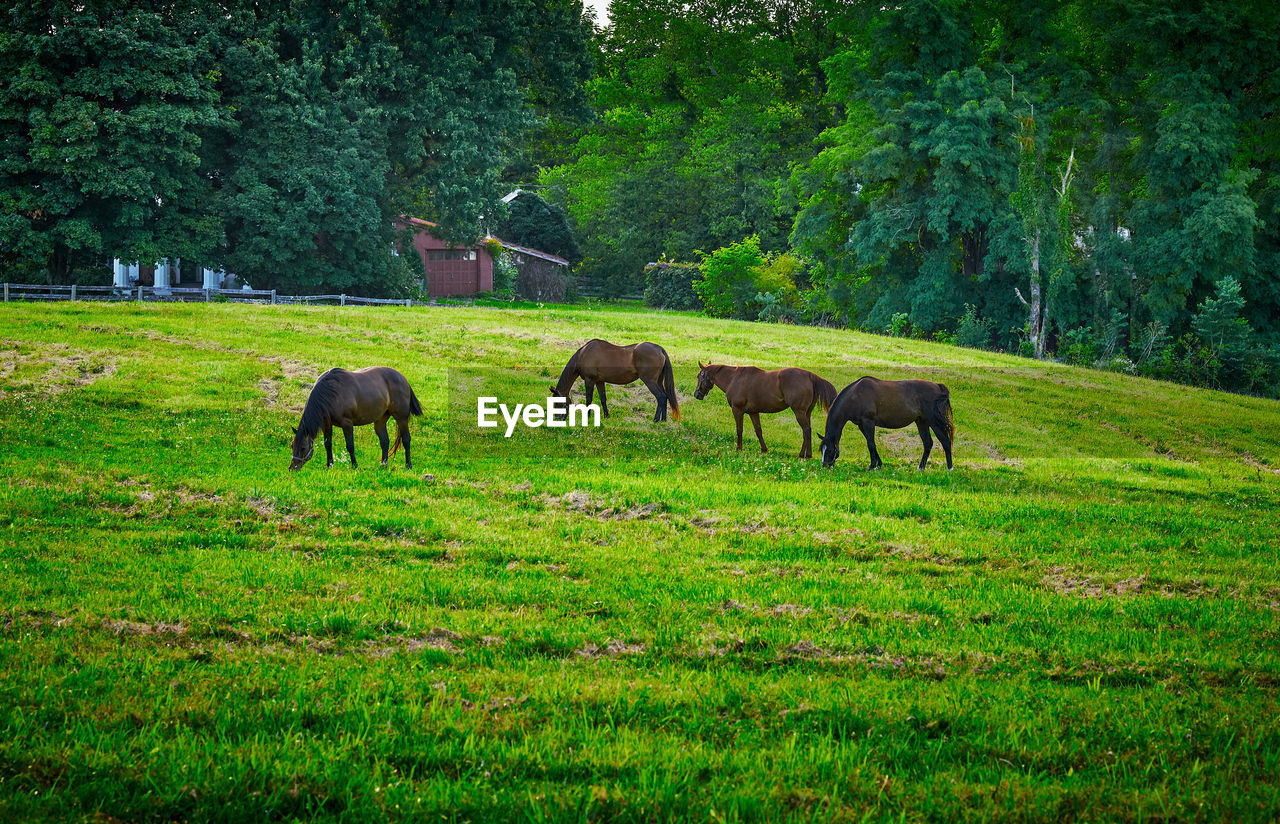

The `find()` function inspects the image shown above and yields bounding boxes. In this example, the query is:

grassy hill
[1,301,1278,822]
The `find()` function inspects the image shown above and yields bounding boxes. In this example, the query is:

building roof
[401,216,569,267]
[490,238,569,267]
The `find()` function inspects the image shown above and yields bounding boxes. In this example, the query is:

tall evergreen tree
[0,1,227,281]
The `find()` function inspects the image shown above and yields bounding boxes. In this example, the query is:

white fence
[1,283,416,306]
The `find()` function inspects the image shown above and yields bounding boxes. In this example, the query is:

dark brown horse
[693,363,837,458]
[819,377,954,470]
[289,367,423,471]
[550,339,680,422]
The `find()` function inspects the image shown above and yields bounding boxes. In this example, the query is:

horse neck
[822,401,849,444]
[554,354,580,394]
[298,398,328,438]
[710,365,736,392]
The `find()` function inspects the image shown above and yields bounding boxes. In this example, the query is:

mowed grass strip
[1,301,1278,822]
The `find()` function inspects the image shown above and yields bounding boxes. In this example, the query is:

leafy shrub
[493,253,519,292]
[1193,277,1251,355]
[955,304,994,349]
[694,237,766,318]
[1135,320,1169,365]
[693,238,802,320]
[886,312,911,337]
[797,284,842,327]
[753,253,802,304]
[1059,326,1097,365]
[1098,309,1128,360]
[1097,355,1136,374]
[756,291,799,323]
[643,262,702,310]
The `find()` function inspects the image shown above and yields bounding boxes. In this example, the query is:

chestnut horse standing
[693,363,837,458]
[550,339,680,422]
[819,377,954,470]
[289,367,423,470]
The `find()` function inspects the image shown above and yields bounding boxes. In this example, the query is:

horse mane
[298,370,343,438]
[555,345,585,394]
[831,376,871,412]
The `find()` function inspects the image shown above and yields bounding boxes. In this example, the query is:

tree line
[1,0,592,295]
[540,0,1280,395]
[5,0,1277,394]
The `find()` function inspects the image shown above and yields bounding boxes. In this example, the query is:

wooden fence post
[70,285,77,301]
[271,289,277,305]
[340,294,346,306]
[204,288,210,302]
[3,283,8,303]
[138,286,144,302]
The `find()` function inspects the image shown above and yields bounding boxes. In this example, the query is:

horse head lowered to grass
[819,377,954,470]
[290,367,423,471]
[549,339,680,422]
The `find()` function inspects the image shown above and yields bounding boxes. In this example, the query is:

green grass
[1,301,1278,823]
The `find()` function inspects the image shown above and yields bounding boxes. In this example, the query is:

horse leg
[323,424,334,468]
[343,425,357,469]
[585,380,595,407]
[398,418,412,470]
[642,378,667,422]
[859,420,880,470]
[597,383,610,418]
[734,409,744,451]
[375,416,390,467]
[750,412,767,454]
[916,420,933,470]
[794,407,812,459]
[930,420,954,470]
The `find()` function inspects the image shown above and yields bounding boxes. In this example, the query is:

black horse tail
[935,384,955,442]
[391,387,423,459]
[662,355,681,421]
[813,374,838,412]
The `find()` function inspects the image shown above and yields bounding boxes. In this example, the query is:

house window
[425,249,476,261]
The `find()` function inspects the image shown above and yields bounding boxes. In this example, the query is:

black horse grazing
[550,339,680,422]
[289,367,423,471]
[819,377,954,470]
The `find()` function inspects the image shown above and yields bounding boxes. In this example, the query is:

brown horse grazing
[550,339,680,422]
[289,367,423,471]
[819,377,954,470]
[693,363,837,458]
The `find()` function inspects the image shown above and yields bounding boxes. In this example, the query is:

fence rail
[1,283,416,307]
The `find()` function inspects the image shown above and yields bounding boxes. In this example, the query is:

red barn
[401,217,495,297]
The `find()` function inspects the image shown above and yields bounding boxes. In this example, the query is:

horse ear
[698,360,705,369]
[291,426,297,435]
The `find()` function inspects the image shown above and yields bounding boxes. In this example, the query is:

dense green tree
[1,0,593,293]
[494,190,582,263]
[543,0,866,293]
[0,1,227,281]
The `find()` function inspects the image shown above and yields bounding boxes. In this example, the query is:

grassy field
[1,300,1278,823]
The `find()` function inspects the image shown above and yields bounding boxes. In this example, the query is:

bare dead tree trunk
[1016,148,1074,360]
[1015,227,1045,358]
